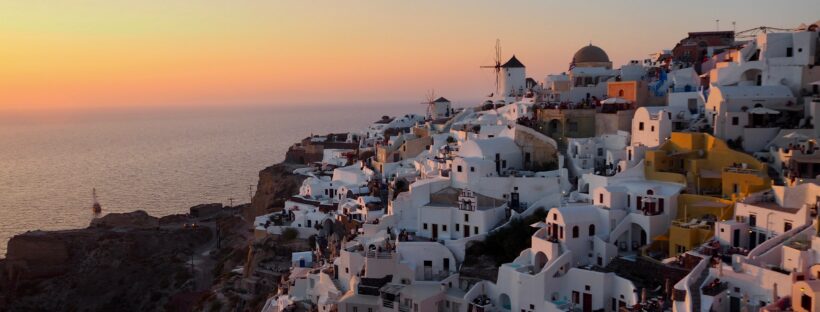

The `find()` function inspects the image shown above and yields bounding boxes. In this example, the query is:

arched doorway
[534,251,549,272]
[499,293,512,310]
[741,68,763,86]
[548,119,561,136]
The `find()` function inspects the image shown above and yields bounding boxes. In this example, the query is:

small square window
[423,223,428,230]
[732,116,739,125]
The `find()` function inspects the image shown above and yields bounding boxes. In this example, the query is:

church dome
[573,44,610,64]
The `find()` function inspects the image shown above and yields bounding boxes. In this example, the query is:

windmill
[420,89,437,120]
[480,39,502,97]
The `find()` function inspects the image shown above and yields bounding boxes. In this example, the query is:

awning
[601,97,630,104]
[748,107,780,115]
[530,221,547,228]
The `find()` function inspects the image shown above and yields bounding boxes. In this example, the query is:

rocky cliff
[247,162,307,221]
[0,159,308,311]
[0,211,212,311]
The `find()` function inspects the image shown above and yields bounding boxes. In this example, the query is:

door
[424,260,433,280]
[730,296,740,312]
[733,229,740,248]
[583,293,592,312]
[510,192,520,210]
[552,223,559,239]
[464,225,471,238]
[432,224,438,240]
[750,231,758,249]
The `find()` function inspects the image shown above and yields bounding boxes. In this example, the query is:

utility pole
[228,197,234,207]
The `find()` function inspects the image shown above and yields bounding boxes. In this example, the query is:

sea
[0,103,415,256]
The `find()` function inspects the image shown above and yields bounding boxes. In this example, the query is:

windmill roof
[434,97,450,103]
[501,55,525,68]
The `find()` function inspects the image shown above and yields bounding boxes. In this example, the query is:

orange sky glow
[1,1,818,114]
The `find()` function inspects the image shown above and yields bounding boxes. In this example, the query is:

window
[676,245,686,254]
[786,47,793,57]
[572,226,579,238]
[423,223,428,230]
[470,166,475,172]
[627,195,631,208]
[456,224,460,231]
[559,226,564,239]
[639,122,644,131]
[651,125,655,132]
[442,225,447,231]
[553,214,557,220]
[785,222,793,232]
[353,307,358,312]
[474,227,479,235]
[464,214,469,222]
[667,112,672,119]
[457,165,462,172]
[597,148,603,157]
[732,183,739,194]
[749,214,757,227]
[599,193,604,204]
[618,90,625,97]
[589,224,595,236]
[732,116,739,125]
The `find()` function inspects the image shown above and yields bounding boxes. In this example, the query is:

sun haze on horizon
[1,0,818,114]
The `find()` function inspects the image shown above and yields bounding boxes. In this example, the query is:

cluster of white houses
[258,21,820,312]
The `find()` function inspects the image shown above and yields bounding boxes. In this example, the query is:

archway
[741,68,763,86]
[534,252,549,272]
[499,293,512,310]
[548,119,562,136]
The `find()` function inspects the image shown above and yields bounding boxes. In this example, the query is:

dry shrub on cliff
[281,227,298,241]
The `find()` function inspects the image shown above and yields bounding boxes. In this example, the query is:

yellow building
[645,132,772,257]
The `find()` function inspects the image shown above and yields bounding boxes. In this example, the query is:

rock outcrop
[0,211,212,311]
[90,210,160,229]
[247,162,307,221]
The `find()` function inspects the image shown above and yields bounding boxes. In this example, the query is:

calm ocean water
[0,104,414,256]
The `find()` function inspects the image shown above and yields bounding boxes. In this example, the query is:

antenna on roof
[480,39,502,96]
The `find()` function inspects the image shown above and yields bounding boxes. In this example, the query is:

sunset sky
[1,1,818,113]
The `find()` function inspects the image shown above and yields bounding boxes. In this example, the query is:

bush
[282,227,299,241]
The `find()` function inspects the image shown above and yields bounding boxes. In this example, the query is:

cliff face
[0,159,308,311]
[0,211,212,311]
[247,162,306,221]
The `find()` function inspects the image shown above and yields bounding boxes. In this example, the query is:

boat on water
[92,188,102,213]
